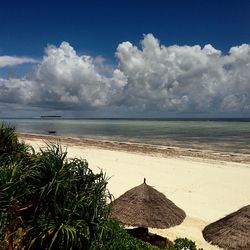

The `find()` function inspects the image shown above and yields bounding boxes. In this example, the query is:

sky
[0,0,250,118]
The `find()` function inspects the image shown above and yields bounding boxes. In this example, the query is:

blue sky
[0,0,250,117]
[1,0,250,58]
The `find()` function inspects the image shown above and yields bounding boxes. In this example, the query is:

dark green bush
[168,238,203,250]
[0,125,111,249]
[0,123,32,164]
[91,219,157,250]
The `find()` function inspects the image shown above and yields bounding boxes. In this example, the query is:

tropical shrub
[168,238,203,250]
[0,123,32,164]
[0,127,111,249]
[91,218,157,250]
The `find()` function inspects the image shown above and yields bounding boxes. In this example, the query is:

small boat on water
[47,130,56,134]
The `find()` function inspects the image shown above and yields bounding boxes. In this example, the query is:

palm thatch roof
[203,205,250,250]
[111,179,186,229]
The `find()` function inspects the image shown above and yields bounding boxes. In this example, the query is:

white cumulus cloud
[0,34,250,116]
[116,34,250,113]
[34,42,127,109]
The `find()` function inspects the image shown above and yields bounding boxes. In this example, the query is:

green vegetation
[0,123,202,250]
[169,238,203,250]
[91,219,158,250]
[0,123,32,164]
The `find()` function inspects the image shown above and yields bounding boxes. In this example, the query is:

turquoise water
[2,118,250,153]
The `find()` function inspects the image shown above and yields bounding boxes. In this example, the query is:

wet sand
[18,132,250,164]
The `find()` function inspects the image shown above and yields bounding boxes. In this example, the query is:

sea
[2,118,250,154]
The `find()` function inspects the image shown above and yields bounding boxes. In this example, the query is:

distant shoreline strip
[18,132,250,164]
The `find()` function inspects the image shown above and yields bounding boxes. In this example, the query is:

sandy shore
[18,132,250,164]
[19,133,250,250]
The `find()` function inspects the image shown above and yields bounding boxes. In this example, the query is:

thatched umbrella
[203,205,250,250]
[111,178,186,229]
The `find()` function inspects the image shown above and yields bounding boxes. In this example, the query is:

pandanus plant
[0,124,112,249]
[0,123,32,164]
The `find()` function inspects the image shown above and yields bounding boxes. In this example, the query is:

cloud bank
[1,34,250,116]
[0,56,38,68]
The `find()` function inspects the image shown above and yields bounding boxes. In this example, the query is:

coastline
[18,132,250,164]
[18,132,250,249]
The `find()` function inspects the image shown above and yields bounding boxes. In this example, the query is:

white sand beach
[20,134,250,250]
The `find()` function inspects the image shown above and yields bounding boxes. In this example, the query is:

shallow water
[2,118,250,154]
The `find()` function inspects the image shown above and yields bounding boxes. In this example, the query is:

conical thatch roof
[203,205,250,250]
[111,179,186,229]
